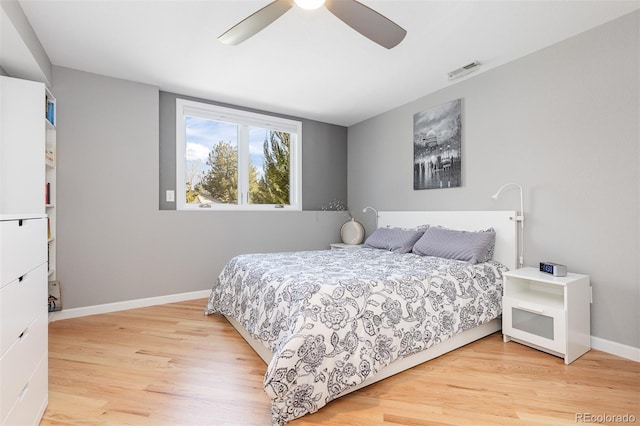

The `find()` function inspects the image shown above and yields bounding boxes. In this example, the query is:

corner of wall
[0,0,52,85]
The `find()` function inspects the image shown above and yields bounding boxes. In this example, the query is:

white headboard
[377,210,518,271]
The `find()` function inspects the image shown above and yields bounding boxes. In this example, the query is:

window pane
[177,98,301,211]
[184,116,238,205]
[248,127,291,205]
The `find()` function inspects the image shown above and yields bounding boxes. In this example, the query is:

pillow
[363,227,425,253]
[412,226,496,264]
[427,225,496,262]
[479,227,496,262]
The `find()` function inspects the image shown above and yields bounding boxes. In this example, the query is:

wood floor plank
[41,299,640,425]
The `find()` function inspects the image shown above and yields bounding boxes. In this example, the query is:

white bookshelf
[45,88,57,284]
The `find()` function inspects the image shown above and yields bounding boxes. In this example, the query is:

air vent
[448,61,481,81]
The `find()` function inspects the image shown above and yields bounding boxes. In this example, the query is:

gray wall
[159,91,348,210]
[53,66,348,309]
[347,12,639,349]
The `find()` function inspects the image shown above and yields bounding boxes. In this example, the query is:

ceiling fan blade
[325,0,406,49]
[219,0,293,45]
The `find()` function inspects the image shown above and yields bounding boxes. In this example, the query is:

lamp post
[492,183,524,268]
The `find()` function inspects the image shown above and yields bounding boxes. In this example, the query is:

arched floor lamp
[492,183,524,269]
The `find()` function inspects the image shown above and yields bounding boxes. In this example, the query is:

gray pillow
[479,227,496,262]
[412,226,496,264]
[363,228,425,253]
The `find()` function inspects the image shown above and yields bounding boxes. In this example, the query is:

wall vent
[448,61,481,81]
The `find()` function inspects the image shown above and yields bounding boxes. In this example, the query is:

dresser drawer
[0,310,47,424]
[0,263,47,356]
[1,351,47,426]
[0,218,47,288]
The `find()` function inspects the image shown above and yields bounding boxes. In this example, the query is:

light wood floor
[42,299,639,426]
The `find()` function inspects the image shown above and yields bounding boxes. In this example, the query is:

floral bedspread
[205,248,507,425]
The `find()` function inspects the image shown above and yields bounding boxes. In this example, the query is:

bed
[205,210,518,425]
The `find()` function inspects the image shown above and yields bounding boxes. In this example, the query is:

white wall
[53,67,348,309]
[347,11,639,349]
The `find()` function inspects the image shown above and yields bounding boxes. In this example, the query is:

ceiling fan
[218,0,407,49]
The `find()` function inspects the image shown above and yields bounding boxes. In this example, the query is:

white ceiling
[18,0,639,127]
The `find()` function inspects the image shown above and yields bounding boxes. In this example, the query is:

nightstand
[502,267,591,364]
[330,243,364,250]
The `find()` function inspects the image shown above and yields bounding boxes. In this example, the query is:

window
[176,99,302,211]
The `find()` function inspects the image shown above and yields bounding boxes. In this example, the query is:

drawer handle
[516,302,545,315]
[18,383,29,402]
[18,328,29,342]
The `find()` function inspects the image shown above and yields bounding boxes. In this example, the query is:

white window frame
[176,99,302,211]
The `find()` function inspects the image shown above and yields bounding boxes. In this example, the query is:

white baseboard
[49,289,211,322]
[591,336,640,362]
[48,290,640,363]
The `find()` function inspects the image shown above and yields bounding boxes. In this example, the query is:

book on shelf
[46,99,55,126]
[47,217,51,239]
[45,182,50,204]
[48,280,62,312]
[45,143,55,166]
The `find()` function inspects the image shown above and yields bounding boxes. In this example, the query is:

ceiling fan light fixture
[293,0,326,10]
[219,0,406,49]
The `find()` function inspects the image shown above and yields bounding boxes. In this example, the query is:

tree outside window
[176,99,301,211]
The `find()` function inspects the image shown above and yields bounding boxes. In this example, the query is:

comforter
[205,248,507,425]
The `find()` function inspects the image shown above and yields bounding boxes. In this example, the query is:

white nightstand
[502,267,591,364]
[330,243,363,250]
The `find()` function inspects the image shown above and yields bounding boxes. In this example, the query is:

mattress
[205,248,507,425]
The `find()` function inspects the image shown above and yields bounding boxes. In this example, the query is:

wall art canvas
[413,98,462,190]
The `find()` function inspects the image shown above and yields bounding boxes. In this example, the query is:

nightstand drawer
[0,263,47,356]
[0,218,47,288]
[503,296,566,354]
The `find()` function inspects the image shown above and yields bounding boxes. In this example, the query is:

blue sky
[185,116,269,184]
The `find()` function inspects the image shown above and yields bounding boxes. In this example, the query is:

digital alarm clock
[539,262,567,277]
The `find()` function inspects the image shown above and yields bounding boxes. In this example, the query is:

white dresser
[0,76,50,425]
[0,217,48,425]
